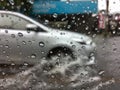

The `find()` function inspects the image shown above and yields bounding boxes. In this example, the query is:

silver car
[0,10,96,66]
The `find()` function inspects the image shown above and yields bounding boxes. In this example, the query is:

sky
[98,0,120,14]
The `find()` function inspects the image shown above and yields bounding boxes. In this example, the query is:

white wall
[98,0,106,11]
[98,0,120,14]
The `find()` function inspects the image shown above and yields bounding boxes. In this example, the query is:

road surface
[0,34,120,90]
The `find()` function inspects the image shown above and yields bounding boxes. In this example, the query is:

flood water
[0,55,115,90]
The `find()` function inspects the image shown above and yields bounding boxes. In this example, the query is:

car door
[0,13,47,64]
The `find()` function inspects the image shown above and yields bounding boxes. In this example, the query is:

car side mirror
[26,24,39,31]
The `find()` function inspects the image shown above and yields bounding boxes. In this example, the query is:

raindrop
[82,46,85,49]
[18,32,23,37]
[51,75,55,78]
[0,44,3,48]
[41,51,45,54]
[67,25,71,29]
[53,13,58,18]
[112,42,115,46]
[113,1,116,4]
[60,32,65,35]
[70,42,73,44]
[66,1,69,4]
[85,26,89,30]
[49,51,53,54]
[113,48,117,52]
[17,45,20,48]
[23,63,29,66]
[31,54,36,59]
[39,42,45,47]
[92,34,96,38]
[11,63,15,66]
[4,45,9,48]
[112,31,116,34]
[11,34,15,38]
[6,55,9,58]
[21,2,24,5]
[78,49,81,52]
[2,50,6,54]
[5,30,8,33]
[72,45,76,49]
[22,41,26,45]
[98,70,105,75]
[45,20,49,24]
[57,53,61,57]
[28,41,32,44]
[27,30,31,33]
[19,52,22,55]
[8,0,14,5]
[82,20,85,23]
[2,72,5,76]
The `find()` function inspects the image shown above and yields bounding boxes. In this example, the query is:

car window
[0,13,32,30]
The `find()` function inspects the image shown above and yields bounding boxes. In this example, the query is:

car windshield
[0,0,120,90]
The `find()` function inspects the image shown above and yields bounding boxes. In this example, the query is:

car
[0,10,96,66]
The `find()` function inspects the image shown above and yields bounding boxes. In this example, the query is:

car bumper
[73,42,96,66]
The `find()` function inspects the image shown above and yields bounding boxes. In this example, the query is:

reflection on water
[0,56,115,90]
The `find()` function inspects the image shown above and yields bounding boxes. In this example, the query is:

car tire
[43,48,75,72]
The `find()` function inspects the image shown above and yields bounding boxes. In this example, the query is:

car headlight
[73,38,92,45]
[73,38,86,45]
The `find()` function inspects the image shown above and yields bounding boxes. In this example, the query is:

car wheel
[43,48,75,72]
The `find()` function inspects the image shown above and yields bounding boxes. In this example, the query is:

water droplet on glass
[22,41,26,45]
[11,63,15,66]
[60,32,65,35]
[6,55,9,58]
[5,45,9,48]
[72,45,76,49]
[41,51,45,54]
[98,70,105,75]
[92,34,96,38]
[23,63,29,66]
[2,72,5,76]
[19,52,22,55]
[11,34,15,38]
[28,41,32,44]
[39,42,45,47]
[27,30,30,33]
[66,1,70,4]
[18,32,23,37]
[113,48,117,52]
[53,13,58,18]
[82,20,85,23]
[31,54,36,59]
[3,50,6,54]
[5,30,8,33]
[0,44,3,48]
[44,20,49,25]
[17,45,20,48]
[82,46,85,49]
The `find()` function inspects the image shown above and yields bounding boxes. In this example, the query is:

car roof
[0,10,21,15]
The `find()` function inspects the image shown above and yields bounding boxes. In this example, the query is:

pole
[105,0,109,36]
[106,0,109,14]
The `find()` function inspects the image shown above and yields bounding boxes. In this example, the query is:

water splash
[0,56,112,90]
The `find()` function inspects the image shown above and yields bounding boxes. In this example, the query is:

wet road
[94,34,120,90]
[0,34,120,90]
